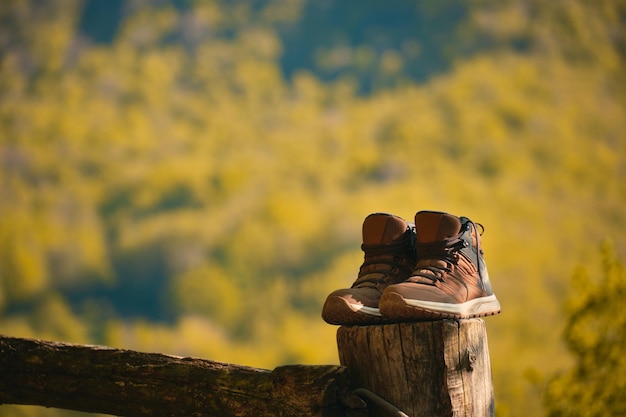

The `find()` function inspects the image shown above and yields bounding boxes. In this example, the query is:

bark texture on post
[337,319,495,417]
[0,335,362,417]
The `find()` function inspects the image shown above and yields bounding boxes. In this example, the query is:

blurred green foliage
[544,242,626,416]
[0,0,625,416]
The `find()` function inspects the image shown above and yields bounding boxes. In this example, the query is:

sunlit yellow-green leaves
[544,242,626,417]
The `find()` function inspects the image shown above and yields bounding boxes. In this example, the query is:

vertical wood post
[337,319,494,417]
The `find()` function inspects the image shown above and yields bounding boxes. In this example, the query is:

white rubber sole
[351,303,382,317]
[403,294,501,317]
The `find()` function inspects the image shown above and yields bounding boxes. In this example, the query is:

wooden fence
[0,319,494,417]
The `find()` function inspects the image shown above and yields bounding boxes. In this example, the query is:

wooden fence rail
[0,335,364,417]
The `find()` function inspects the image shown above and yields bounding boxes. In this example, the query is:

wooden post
[337,319,495,417]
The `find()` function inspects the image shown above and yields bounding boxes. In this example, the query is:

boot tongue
[362,213,408,245]
[414,211,461,243]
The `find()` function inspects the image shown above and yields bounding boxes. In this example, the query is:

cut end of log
[336,319,495,417]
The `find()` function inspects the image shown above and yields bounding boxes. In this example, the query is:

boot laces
[412,221,484,284]
[353,228,416,287]
[412,237,466,283]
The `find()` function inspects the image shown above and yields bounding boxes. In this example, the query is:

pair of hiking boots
[322,210,501,325]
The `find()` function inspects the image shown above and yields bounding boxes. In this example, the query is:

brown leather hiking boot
[379,210,501,320]
[321,213,417,325]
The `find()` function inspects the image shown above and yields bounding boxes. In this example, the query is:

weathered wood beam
[0,335,364,417]
[337,319,495,417]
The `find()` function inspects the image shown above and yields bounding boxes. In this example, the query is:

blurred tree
[280,0,472,92]
[544,242,626,416]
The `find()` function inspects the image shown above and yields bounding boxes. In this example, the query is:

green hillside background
[1,0,625,416]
